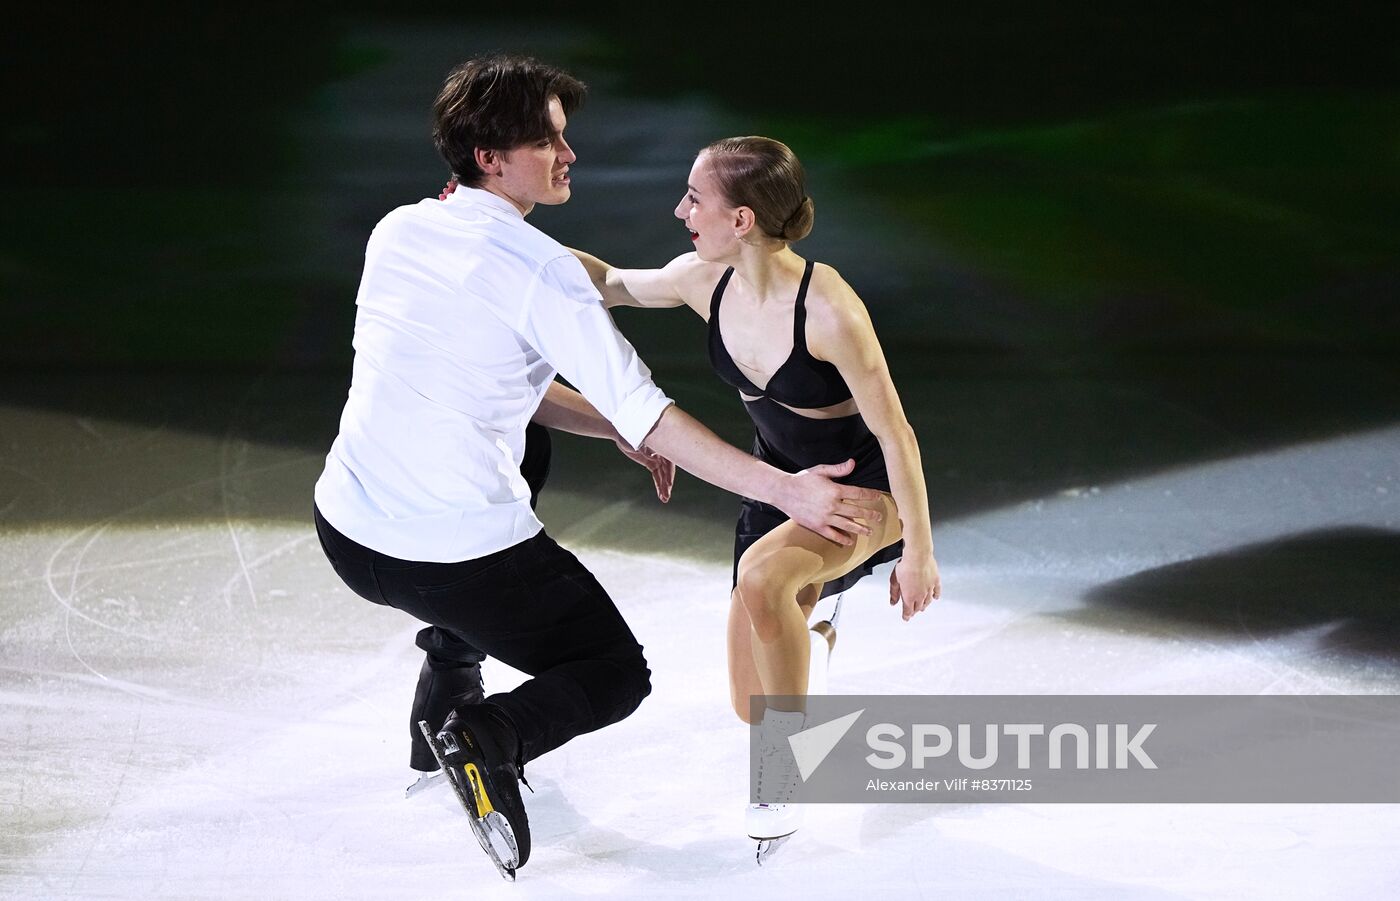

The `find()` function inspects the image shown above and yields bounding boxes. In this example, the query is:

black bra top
[707,260,853,409]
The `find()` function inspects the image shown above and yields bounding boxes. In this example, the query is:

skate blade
[812,591,845,634]
[417,720,520,881]
[405,769,446,799]
[475,811,520,880]
[755,834,792,866]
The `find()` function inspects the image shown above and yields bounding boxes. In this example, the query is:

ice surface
[6,19,1400,900]
[3,397,1399,899]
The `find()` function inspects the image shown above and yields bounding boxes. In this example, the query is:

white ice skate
[749,708,806,865]
[806,591,844,698]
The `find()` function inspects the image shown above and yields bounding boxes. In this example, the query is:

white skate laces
[748,707,806,842]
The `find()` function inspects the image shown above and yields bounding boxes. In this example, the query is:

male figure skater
[312,54,882,879]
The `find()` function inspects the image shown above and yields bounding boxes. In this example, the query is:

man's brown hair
[433,54,586,188]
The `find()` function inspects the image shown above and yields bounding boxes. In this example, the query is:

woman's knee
[735,558,800,641]
[735,555,775,609]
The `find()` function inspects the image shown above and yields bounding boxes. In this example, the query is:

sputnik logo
[788,709,865,781]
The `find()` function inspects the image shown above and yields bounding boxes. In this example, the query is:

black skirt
[729,397,905,598]
[731,496,904,599]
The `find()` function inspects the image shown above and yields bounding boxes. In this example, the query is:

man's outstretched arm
[642,406,883,546]
[533,381,674,503]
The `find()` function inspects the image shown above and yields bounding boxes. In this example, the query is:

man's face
[493,95,575,216]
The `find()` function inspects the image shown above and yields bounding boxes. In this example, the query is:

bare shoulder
[804,262,875,341]
[662,252,731,314]
[663,252,729,289]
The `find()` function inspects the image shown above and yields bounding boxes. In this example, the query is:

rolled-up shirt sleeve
[516,254,674,449]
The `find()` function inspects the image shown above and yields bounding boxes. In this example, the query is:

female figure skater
[569,136,940,857]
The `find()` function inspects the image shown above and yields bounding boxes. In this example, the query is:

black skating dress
[708,260,904,598]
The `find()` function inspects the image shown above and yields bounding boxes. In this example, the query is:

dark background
[4,2,1399,535]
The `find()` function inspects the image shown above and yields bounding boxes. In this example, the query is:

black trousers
[314,423,652,770]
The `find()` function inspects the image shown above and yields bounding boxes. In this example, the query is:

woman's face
[674,153,738,261]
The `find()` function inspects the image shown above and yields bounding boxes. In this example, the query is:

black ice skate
[418,704,531,881]
[407,658,486,798]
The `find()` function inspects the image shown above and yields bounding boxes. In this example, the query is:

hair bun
[701,136,814,243]
[780,196,814,242]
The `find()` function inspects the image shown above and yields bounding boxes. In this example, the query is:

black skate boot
[419,704,531,881]
[406,659,485,798]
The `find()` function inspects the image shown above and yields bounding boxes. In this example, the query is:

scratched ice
[5,19,1400,899]
[3,393,1399,900]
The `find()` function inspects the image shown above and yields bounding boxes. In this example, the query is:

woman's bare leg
[728,493,901,720]
[728,583,821,722]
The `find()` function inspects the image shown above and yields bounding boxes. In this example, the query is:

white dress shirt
[314,186,673,562]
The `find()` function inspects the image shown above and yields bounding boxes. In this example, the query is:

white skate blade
[755,834,792,865]
[417,720,519,881]
[405,768,446,799]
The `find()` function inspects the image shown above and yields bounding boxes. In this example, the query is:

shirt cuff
[611,382,674,450]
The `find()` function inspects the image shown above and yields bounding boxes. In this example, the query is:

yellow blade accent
[465,763,495,817]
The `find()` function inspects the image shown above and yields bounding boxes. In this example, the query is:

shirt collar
[446,184,525,219]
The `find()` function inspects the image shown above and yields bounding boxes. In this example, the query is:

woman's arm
[436,176,688,311]
[536,380,885,542]
[806,268,941,620]
[569,249,716,316]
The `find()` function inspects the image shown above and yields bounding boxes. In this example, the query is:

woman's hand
[438,177,459,200]
[890,552,940,622]
[616,439,675,503]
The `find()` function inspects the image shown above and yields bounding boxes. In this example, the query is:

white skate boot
[806,591,844,697]
[748,707,806,864]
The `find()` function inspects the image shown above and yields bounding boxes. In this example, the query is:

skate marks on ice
[4,406,1400,895]
[0,404,410,894]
